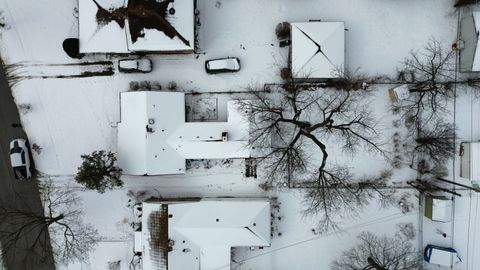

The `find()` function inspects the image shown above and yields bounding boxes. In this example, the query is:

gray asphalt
[0,60,56,269]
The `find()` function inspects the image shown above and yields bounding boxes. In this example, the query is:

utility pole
[436,177,480,192]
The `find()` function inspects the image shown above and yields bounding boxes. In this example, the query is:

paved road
[0,60,55,269]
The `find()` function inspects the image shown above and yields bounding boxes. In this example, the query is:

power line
[221,210,420,270]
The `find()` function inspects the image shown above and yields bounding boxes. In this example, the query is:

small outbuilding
[424,195,452,223]
[290,21,345,80]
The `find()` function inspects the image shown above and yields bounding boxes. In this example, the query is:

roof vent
[222,132,228,142]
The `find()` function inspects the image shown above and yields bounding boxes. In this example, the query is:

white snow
[291,22,344,79]
[125,0,194,52]
[117,91,249,175]
[472,12,480,71]
[79,0,194,53]
[460,142,480,182]
[141,199,270,270]
[0,0,464,269]
[79,0,129,53]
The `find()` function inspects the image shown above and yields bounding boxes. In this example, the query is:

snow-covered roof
[141,199,271,270]
[472,12,480,71]
[78,0,194,53]
[117,91,250,175]
[291,22,345,79]
[125,0,194,52]
[79,0,129,53]
[460,142,480,181]
[425,196,452,222]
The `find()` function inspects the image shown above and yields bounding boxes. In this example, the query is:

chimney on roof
[222,132,228,142]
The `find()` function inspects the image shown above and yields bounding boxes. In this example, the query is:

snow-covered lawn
[233,190,419,270]
[0,0,464,269]
[0,0,457,176]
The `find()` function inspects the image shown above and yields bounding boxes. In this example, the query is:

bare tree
[393,39,455,125]
[404,119,456,167]
[0,178,100,265]
[238,82,391,231]
[330,230,422,270]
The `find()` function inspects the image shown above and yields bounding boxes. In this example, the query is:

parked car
[205,57,240,74]
[118,58,153,73]
[9,138,32,179]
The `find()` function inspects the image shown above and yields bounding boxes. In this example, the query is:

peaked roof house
[459,12,480,72]
[78,0,194,53]
[290,22,345,80]
[117,91,250,175]
[140,199,271,270]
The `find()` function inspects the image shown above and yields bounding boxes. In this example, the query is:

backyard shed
[290,21,345,79]
[424,195,452,222]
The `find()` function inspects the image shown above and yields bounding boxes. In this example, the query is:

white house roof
[78,0,194,53]
[291,22,345,79]
[117,91,250,175]
[141,199,271,270]
[431,197,452,222]
[472,12,480,71]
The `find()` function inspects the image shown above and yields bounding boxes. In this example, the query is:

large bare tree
[393,39,455,126]
[238,82,393,231]
[331,230,422,270]
[404,118,456,167]
[0,178,100,265]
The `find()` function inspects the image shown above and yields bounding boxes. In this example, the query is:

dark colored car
[205,57,241,74]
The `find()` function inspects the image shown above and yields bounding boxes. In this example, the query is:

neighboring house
[117,91,250,175]
[460,142,480,182]
[139,199,271,270]
[78,0,194,53]
[290,21,345,80]
[459,12,480,72]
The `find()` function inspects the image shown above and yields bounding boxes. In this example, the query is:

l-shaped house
[117,91,250,175]
[138,199,271,270]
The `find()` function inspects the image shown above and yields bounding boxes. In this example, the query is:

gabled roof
[78,0,194,53]
[172,200,270,247]
[141,199,271,270]
[291,22,345,79]
[117,91,250,175]
[472,12,480,71]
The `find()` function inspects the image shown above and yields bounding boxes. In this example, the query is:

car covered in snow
[205,57,241,74]
[118,58,153,73]
[9,138,32,179]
